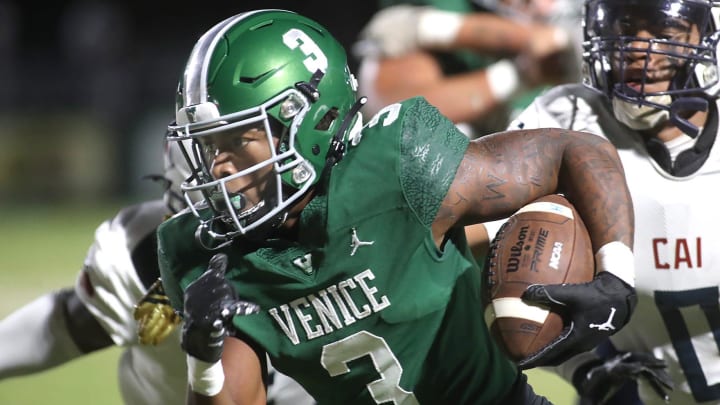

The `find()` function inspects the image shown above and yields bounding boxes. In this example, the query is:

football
[484,194,594,362]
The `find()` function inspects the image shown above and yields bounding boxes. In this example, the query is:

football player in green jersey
[158,9,637,404]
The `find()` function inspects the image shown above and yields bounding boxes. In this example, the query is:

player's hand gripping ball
[484,194,594,362]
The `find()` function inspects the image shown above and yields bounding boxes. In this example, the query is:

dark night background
[0,1,377,203]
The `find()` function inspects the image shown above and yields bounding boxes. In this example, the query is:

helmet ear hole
[315,107,339,131]
[267,116,289,151]
[268,116,286,137]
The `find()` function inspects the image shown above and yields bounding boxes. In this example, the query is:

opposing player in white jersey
[508,0,720,403]
[0,140,315,405]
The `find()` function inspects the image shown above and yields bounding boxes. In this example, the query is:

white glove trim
[187,355,225,397]
[596,241,635,287]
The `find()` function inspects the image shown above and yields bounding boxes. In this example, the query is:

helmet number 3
[283,29,328,74]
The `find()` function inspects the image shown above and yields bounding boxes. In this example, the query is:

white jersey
[76,200,314,404]
[511,84,720,405]
[75,200,186,405]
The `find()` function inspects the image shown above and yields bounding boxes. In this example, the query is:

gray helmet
[582,0,720,135]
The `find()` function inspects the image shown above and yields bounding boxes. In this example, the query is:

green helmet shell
[174,9,358,187]
[167,9,359,239]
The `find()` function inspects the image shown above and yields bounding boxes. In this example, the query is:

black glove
[574,351,674,404]
[181,253,260,363]
[517,271,637,369]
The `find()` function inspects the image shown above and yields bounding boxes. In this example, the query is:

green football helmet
[167,9,362,242]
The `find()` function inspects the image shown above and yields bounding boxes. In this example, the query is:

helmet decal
[283,29,328,74]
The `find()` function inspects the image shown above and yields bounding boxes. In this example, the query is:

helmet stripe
[182,11,265,107]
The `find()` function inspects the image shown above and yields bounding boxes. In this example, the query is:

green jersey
[159,97,517,404]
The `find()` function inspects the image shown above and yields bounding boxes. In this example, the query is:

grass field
[0,203,126,405]
[0,203,577,404]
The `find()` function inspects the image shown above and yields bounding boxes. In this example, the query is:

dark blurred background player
[0,0,376,207]
[353,0,582,138]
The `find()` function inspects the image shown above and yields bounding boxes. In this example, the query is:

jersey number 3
[320,331,418,404]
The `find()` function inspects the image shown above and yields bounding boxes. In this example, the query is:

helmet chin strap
[324,96,368,168]
[294,67,368,168]
[669,97,709,137]
[195,218,235,250]
[295,69,324,102]
[309,96,367,197]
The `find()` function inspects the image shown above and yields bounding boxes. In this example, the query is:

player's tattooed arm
[433,127,634,252]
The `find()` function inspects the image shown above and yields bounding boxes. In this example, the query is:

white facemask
[611,94,672,130]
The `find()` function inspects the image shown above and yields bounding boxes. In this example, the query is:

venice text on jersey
[268,269,391,344]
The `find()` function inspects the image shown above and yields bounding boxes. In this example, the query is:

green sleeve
[157,220,184,312]
[399,97,469,227]
[156,212,213,312]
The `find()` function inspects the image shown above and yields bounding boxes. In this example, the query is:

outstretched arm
[356,6,576,122]
[434,127,636,369]
[0,288,113,379]
[434,127,633,252]
[358,6,569,58]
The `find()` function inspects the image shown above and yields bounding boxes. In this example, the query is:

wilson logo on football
[506,225,530,273]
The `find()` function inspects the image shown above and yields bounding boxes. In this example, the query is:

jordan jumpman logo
[589,307,617,331]
[350,228,374,256]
